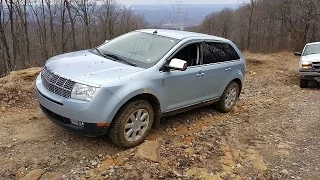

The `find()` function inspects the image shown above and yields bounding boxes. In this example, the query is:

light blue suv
[36,29,246,148]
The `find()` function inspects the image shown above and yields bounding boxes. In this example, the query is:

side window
[202,42,240,65]
[172,43,200,67]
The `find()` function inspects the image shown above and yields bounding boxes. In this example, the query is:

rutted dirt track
[0,53,319,180]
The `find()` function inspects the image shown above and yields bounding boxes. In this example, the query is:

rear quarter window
[202,42,240,64]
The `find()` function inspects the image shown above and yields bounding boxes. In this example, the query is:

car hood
[45,50,144,85]
[301,54,320,63]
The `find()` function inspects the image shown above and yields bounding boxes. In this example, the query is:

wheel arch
[231,78,243,95]
[110,93,162,128]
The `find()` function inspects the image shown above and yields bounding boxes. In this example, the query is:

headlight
[301,61,312,70]
[302,61,312,66]
[71,83,98,101]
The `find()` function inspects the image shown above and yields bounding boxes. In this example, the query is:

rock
[124,164,133,170]
[219,146,239,174]
[243,148,268,171]
[20,169,46,180]
[91,161,98,166]
[186,167,221,180]
[280,169,289,175]
[185,147,195,154]
[135,141,161,162]
[16,167,26,179]
[142,172,151,180]
[278,142,290,149]
[211,173,222,180]
[172,136,184,147]
[100,156,116,171]
[277,149,290,156]
[41,172,62,180]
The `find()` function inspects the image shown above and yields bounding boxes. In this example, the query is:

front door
[162,42,206,112]
[163,66,206,112]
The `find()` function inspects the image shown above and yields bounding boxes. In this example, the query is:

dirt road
[0,52,319,180]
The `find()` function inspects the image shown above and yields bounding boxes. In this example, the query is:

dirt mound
[0,67,42,109]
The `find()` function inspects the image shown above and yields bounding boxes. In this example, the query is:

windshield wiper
[93,48,137,67]
[104,53,137,67]
[94,48,107,58]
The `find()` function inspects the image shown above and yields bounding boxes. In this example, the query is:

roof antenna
[153,20,164,34]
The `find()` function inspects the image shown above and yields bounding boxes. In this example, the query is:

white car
[294,42,320,88]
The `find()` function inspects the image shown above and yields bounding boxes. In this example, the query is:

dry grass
[0,67,41,97]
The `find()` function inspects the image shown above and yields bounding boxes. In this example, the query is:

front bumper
[35,74,123,136]
[299,70,320,81]
[40,105,108,136]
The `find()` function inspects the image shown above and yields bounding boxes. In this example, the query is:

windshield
[303,44,320,56]
[96,31,179,68]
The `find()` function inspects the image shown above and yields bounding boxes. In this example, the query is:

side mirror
[167,58,187,71]
[294,52,302,56]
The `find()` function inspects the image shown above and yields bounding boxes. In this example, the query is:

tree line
[190,0,320,53]
[2,0,320,76]
[0,0,147,76]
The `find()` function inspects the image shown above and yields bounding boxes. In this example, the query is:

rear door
[199,41,241,99]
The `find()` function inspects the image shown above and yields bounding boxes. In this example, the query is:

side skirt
[162,98,219,117]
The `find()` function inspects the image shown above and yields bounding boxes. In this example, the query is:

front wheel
[300,79,308,88]
[215,82,240,113]
[107,100,154,148]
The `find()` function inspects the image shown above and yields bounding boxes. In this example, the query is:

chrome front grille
[41,67,76,98]
[312,62,320,70]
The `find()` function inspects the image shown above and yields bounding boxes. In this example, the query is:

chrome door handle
[225,67,232,71]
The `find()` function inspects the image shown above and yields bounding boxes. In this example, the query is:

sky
[116,0,241,5]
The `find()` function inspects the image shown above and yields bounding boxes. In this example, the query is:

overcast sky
[116,0,241,5]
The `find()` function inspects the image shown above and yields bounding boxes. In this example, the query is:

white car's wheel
[300,79,308,88]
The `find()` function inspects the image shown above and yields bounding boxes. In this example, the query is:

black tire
[215,82,240,113]
[300,79,308,88]
[107,100,154,148]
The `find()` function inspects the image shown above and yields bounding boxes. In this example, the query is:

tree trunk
[65,0,77,50]
[247,0,255,50]
[0,1,12,72]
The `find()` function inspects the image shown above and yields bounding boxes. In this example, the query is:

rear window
[202,42,240,64]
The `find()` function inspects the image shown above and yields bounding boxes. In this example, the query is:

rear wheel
[300,79,308,88]
[215,82,240,113]
[108,100,154,148]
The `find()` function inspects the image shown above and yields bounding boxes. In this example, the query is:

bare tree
[198,0,320,52]
[0,0,147,76]
[0,0,12,72]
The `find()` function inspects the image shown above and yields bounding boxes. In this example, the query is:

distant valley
[132,4,240,28]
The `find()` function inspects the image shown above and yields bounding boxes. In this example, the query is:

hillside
[0,53,319,179]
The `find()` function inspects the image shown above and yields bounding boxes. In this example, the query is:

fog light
[302,65,312,70]
[70,120,84,127]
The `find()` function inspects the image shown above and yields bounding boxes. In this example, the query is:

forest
[1,0,320,76]
[0,0,146,76]
[193,0,320,53]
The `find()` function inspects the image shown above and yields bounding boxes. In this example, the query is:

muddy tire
[300,79,308,88]
[107,100,154,148]
[215,82,240,113]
